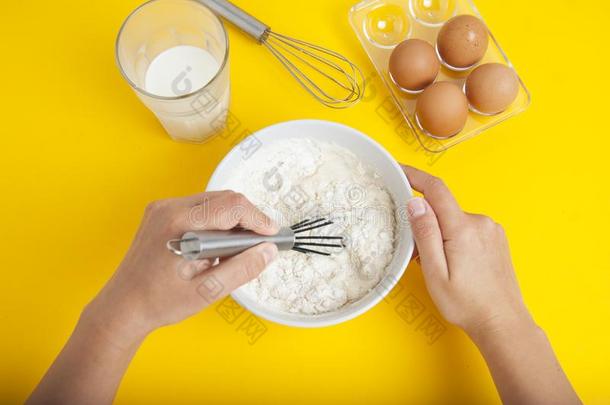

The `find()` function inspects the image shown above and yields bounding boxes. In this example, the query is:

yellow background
[1,0,609,403]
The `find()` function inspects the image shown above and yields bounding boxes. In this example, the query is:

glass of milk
[116,0,229,143]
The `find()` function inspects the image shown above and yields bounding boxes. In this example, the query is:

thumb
[407,197,449,281]
[193,242,278,304]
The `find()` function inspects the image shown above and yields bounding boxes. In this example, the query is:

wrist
[80,296,151,352]
[466,310,541,348]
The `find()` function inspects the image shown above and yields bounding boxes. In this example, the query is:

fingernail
[260,243,278,265]
[407,197,426,218]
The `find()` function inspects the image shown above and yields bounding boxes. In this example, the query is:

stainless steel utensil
[167,218,344,260]
[199,0,364,108]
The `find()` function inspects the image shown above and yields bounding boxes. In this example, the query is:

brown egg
[465,63,519,115]
[437,15,488,69]
[388,39,439,92]
[415,81,469,138]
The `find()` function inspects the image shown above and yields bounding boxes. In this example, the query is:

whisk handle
[198,0,269,42]
[167,227,295,261]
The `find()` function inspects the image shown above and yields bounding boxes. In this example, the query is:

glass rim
[114,0,230,101]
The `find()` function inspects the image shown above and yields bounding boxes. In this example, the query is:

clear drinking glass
[116,0,230,143]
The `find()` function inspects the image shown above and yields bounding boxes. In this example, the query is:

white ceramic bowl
[206,119,414,327]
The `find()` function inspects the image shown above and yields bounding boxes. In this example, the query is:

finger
[407,197,448,281]
[192,243,278,305]
[181,191,279,235]
[152,191,228,211]
[176,259,213,281]
[401,165,464,234]
[214,192,279,235]
[176,190,231,206]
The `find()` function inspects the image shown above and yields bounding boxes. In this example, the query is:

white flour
[223,138,397,314]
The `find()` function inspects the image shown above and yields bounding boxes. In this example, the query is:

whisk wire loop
[262,31,364,108]
[289,218,344,255]
[267,32,356,92]
[293,246,331,256]
[264,40,347,100]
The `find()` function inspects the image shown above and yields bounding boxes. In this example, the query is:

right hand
[83,190,279,348]
[402,165,534,339]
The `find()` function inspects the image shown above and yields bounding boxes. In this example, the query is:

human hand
[402,165,534,339]
[83,191,279,348]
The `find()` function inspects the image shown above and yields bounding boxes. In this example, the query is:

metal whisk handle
[167,227,295,261]
[198,0,269,41]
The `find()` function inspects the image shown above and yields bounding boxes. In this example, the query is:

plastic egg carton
[349,0,530,152]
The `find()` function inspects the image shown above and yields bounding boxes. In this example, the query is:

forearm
[26,309,144,405]
[470,318,581,405]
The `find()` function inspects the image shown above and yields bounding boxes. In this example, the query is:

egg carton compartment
[349,0,530,153]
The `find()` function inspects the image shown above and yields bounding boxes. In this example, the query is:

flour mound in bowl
[222,138,397,315]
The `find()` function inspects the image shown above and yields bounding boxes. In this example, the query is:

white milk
[145,45,219,97]
[143,45,230,143]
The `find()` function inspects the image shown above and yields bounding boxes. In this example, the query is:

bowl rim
[205,119,414,327]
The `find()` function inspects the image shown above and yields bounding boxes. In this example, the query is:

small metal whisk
[167,218,343,260]
[200,0,365,108]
